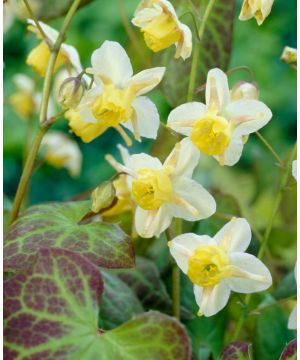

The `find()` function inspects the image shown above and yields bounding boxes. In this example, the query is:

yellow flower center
[142,11,181,52]
[65,109,107,143]
[190,114,232,156]
[9,92,35,120]
[91,85,134,127]
[132,168,173,210]
[187,245,229,287]
[26,41,68,77]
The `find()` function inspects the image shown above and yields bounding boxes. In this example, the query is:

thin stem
[10,0,82,224]
[256,131,284,167]
[117,0,152,68]
[179,11,201,43]
[187,0,216,101]
[231,142,297,340]
[9,126,49,224]
[23,0,49,42]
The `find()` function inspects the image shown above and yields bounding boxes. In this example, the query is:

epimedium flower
[68,41,165,144]
[169,217,272,317]
[167,68,272,166]
[26,19,82,77]
[288,263,297,330]
[132,0,192,60]
[106,138,216,238]
[239,0,274,26]
[41,131,82,177]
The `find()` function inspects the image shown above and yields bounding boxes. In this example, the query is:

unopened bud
[281,47,297,67]
[230,81,259,101]
[91,181,116,213]
[59,75,84,109]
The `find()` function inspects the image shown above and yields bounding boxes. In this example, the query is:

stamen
[115,125,133,146]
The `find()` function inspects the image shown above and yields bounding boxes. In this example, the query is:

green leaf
[253,301,294,360]
[4,248,191,359]
[4,201,134,272]
[156,0,235,107]
[272,270,297,300]
[112,256,173,313]
[99,270,144,330]
[280,339,297,360]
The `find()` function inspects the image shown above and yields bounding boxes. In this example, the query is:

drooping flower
[167,68,272,166]
[9,74,37,120]
[169,217,272,316]
[132,0,192,60]
[230,81,259,101]
[288,263,297,330]
[70,41,165,144]
[26,19,82,77]
[41,131,82,177]
[239,0,274,25]
[106,138,216,238]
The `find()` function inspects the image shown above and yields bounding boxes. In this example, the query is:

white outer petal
[122,96,160,139]
[117,144,131,167]
[288,305,297,330]
[126,67,165,96]
[165,138,200,178]
[126,153,162,176]
[225,99,272,136]
[194,283,231,317]
[134,205,172,238]
[27,19,58,43]
[169,177,216,221]
[214,217,252,253]
[205,68,230,112]
[132,4,162,27]
[61,43,83,74]
[169,233,214,274]
[167,102,206,136]
[226,252,272,293]
[91,41,133,87]
[214,133,244,166]
[176,23,192,60]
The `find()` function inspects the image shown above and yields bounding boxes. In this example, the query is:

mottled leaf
[220,342,251,360]
[4,248,104,359]
[99,270,144,330]
[253,302,294,360]
[4,248,191,359]
[4,201,134,272]
[112,256,173,313]
[280,339,297,360]
[156,0,235,106]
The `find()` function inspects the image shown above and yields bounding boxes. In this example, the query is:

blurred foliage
[3,0,297,359]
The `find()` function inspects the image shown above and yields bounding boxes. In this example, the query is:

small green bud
[59,75,84,109]
[91,181,116,213]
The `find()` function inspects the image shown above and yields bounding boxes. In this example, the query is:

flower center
[187,245,229,287]
[91,85,134,127]
[190,114,232,156]
[142,11,181,52]
[26,41,67,77]
[132,168,173,210]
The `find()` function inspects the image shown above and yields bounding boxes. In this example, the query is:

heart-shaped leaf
[99,270,144,330]
[156,0,235,107]
[4,201,134,272]
[4,248,191,359]
[280,339,297,360]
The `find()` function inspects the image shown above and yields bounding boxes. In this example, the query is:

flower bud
[230,81,259,101]
[59,75,84,109]
[91,181,116,213]
[281,47,297,67]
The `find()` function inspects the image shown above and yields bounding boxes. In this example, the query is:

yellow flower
[169,218,272,316]
[26,19,83,77]
[8,74,37,120]
[132,0,192,59]
[73,41,165,144]
[168,68,272,166]
[239,0,274,25]
[41,131,82,177]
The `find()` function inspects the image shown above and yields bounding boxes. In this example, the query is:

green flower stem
[256,131,284,167]
[231,142,297,341]
[23,0,48,42]
[187,0,216,102]
[9,0,82,225]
